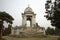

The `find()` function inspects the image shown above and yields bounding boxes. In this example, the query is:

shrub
[2,38,6,40]
[58,37,60,40]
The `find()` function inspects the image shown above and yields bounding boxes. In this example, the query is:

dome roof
[24,6,33,12]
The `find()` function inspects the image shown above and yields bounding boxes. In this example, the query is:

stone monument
[11,6,45,37]
[22,6,36,27]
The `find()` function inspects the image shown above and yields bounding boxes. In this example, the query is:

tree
[45,0,60,28]
[0,12,14,40]
[36,23,38,26]
[46,27,55,35]
[2,24,12,36]
[8,24,12,35]
[54,28,60,35]
[46,27,60,35]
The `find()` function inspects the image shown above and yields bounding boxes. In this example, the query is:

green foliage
[8,24,12,34]
[0,11,14,36]
[2,38,6,40]
[45,0,60,28]
[54,28,60,35]
[0,11,14,40]
[0,12,14,24]
[2,24,12,36]
[46,27,55,35]
[46,27,60,35]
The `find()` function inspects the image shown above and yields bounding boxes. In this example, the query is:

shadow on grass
[2,38,6,40]
[58,37,60,40]
[9,35,50,38]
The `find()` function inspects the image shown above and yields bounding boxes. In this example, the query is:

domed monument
[22,5,36,27]
[11,6,45,37]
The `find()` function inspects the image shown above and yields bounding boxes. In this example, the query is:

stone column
[11,28,14,35]
[31,16,33,27]
[22,14,24,27]
[22,14,26,27]
[24,16,27,27]
[34,14,36,27]
[30,18,32,27]
[31,14,36,27]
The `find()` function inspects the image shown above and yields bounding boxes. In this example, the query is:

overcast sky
[0,0,55,28]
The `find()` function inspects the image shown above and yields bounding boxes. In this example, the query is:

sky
[0,0,55,29]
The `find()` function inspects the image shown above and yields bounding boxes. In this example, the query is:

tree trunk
[0,29,2,40]
[0,20,3,40]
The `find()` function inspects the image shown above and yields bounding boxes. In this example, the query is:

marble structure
[11,6,45,36]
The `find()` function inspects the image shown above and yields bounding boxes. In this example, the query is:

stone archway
[26,17,31,27]
[26,20,30,27]
[22,6,36,27]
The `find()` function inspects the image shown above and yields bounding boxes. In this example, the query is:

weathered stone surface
[11,6,45,37]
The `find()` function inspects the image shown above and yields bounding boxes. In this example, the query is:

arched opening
[26,17,31,27]
[26,20,30,27]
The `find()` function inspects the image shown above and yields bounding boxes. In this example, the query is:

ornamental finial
[28,4,30,7]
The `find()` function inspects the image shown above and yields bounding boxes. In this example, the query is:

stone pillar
[33,15,35,26]
[31,14,36,27]
[11,28,14,35]
[30,20,32,27]
[22,14,26,27]
[31,16,33,27]
[15,29,20,35]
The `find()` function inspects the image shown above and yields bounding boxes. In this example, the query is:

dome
[24,6,33,12]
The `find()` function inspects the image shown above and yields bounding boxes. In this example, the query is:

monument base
[15,27,45,38]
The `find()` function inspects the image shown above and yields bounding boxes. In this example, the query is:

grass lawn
[2,35,59,40]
